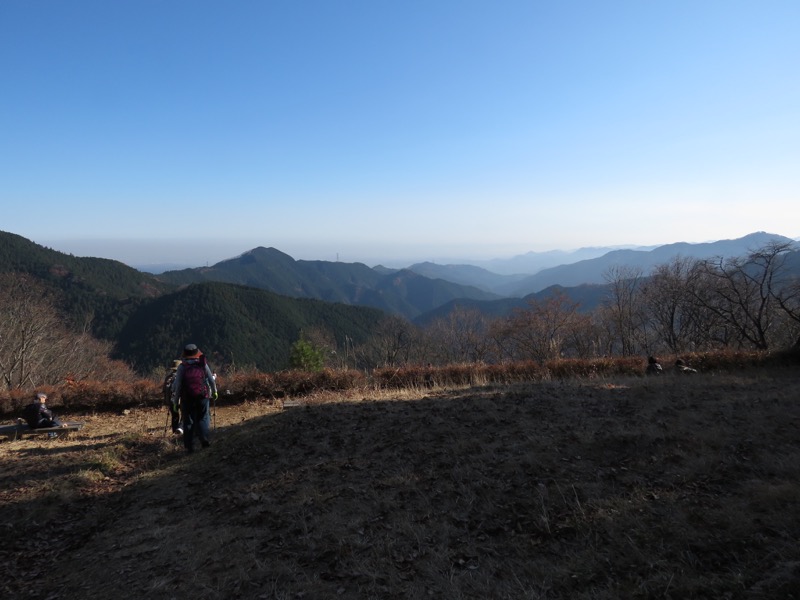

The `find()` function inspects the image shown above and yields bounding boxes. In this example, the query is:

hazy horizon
[33,229,798,273]
[38,235,650,271]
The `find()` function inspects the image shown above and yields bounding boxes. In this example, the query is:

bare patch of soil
[2,373,800,599]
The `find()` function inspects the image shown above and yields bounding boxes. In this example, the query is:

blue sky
[2,1,798,268]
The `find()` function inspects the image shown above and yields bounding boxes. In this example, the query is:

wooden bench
[0,420,85,441]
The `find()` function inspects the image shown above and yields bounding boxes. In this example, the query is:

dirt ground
[2,372,800,599]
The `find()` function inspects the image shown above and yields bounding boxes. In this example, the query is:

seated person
[23,393,65,429]
[645,356,663,375]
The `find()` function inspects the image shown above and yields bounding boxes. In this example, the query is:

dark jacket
[23,402,55,429]
[646,362,663,375]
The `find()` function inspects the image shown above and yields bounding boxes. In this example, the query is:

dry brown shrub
[266,368,366,399]
[57,379,161,411]
[676,349,770,372]
[544,356,641,379]
[2,350,794,419]
[0,388,35,414]
[0,381,154,415]
[372,365,431,389]
[437,363,479,386]
[486,360,545,382]
[217,367,271,403]
[372,363,502,389]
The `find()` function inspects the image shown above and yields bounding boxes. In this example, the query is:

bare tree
[769,247,800,346]
[497,293,584,364]
[640,257,724,353]
[424,305,494,364]
[0,274,63,389]
[486,317,516,363]
[0,273,135,389]
[356,315,420,369]
[563,310,605,359]
[693,242,795,350]
[602,265,649,356]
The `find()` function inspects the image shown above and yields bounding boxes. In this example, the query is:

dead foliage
[2,349,798,417]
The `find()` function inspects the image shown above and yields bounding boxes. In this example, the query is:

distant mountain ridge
[405,262,528,293]
[157,247,500,319]
[407,232,795,296]
[504,232,794,296]
[467,245,654,276]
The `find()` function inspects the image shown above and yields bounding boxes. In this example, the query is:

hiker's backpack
[180,356,208,400]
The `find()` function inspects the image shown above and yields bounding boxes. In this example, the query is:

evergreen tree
[289,339,325,372]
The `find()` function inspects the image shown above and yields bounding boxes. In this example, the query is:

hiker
[163,359,183,435]
[645,356,663,375]
[675,358,698,374]
[171,344,218,453]
[23,393,65,430]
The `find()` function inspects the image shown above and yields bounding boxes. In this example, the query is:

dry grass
[2,371,800,599]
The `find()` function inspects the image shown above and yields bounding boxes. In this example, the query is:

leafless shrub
[0,273,138,391]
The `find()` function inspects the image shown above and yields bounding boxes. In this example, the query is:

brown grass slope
[2,372,800,599]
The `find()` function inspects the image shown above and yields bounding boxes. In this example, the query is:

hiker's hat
[183,343,201,358]
[36,392,47,401]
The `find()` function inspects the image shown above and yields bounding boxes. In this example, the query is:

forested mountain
[0,231,169,299]
[157,247,500,318]
[0,232,388,373]
[115,282,386,372]
[414,283,611,325]
[406,262,528,293]
[0,230,174,339]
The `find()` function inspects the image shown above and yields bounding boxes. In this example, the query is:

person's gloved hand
[211,391,218,401]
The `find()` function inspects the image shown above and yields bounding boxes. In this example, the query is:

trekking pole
[163,408,170,437]
[211,373,217,430]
